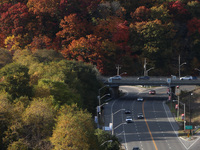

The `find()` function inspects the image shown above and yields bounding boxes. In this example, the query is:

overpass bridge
[102,76,200,98]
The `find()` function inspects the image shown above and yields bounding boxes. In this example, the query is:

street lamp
[178,55,186,78]
[190,93,193,135]
[97,93,110,128]
[112,109,125,135]
[99,85,109,97]
[146,67,154,76]
[100,140,112,146]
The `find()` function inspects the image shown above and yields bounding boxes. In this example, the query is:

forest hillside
[0,0,200,76]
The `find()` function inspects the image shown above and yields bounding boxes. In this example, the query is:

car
[133,147,140,150]
[137,97,143,102]
[137,76,150,80]
[149,90,156,95]
[180,76,193,80]
[110,75,122,80]
[137,113,144,119]
[125,110,131,114]
[126,116,133,123]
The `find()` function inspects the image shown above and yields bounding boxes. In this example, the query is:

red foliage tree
[187,18,200,35]
[0,2,29,36]
[168,0,190,21]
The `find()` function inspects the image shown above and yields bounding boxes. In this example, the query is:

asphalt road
[103,86,200,150]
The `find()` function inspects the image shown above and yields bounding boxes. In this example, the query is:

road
[103,86,200,150]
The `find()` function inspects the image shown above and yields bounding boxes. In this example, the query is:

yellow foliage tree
[50,104,98,150]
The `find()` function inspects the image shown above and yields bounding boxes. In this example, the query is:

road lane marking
[142,101,158,150]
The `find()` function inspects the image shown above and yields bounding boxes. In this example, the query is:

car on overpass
[137,76,150,80]
[110,75,122,80]
[180,76,193,80]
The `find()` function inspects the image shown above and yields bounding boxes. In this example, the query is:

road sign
[167,78,171,83]
[185,125,193,130]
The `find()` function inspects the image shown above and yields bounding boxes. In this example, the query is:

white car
[180,76,193,80]
[137,113,144,119]
[126,116,133,123]
[137,97,143,102]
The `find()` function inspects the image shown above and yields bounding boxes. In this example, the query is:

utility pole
[116,64,121,75]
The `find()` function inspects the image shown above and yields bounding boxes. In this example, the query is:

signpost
[185,125,193,130]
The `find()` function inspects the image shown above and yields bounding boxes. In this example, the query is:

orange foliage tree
[61,35,103,72]
[130,6,151,22]
[28,35,52,52]
[56,14,92,47]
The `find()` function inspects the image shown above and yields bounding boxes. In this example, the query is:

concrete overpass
[102,77,200,98]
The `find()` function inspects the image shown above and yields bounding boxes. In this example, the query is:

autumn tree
[50,104,98,150]
[0,3,29,37]
[130,6,151,22]
[150,4,172,23]
[168,0,191,22]
[28,35,52,52]
[56,14,92,46]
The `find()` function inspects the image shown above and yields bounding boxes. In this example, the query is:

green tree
[50,104,98,150]
[95,129,121,150]
[0,92,13,150]
[0,48,12,69]
[0,63,32,100]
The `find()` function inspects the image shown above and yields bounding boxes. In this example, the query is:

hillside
[0,0,200,76]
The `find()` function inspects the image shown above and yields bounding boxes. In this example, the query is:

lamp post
[190,93,193,135]
[112,109,125,135]
[97,93,110,128]
[178,55,186,78]
[100,140,113,146]
[146,67,154,76]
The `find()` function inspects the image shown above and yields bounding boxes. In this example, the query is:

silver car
[180,76,193,80]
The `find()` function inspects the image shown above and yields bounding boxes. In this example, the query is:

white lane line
[163,101,188,149]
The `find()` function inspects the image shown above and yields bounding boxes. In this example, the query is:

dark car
[137,76,150,80]
[125,110,131,114]
[133,147,140,150]
[149,90,156,95]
